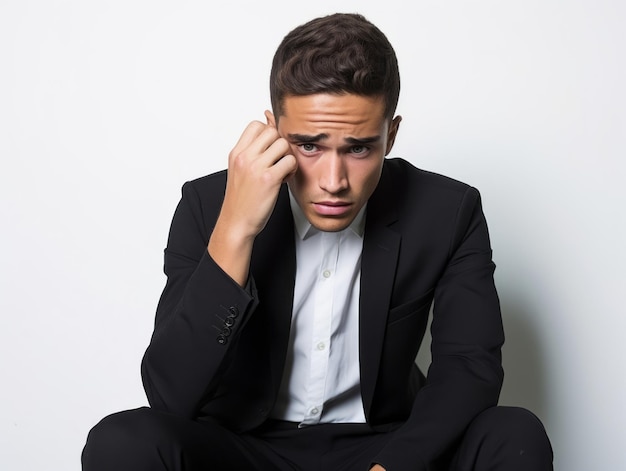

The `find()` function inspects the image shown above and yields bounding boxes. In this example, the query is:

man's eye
[351,145,369,155]
[299,143,318,153]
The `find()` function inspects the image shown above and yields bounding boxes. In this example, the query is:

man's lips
[312,201,353,216]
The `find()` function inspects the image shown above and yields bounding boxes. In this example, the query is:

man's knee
[464,406,553,469]
[84,407,153,449]
[474,407,551,445]
[82,407,165,469]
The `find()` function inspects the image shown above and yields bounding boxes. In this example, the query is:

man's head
[270,13,400,123]
[266,13,402,233]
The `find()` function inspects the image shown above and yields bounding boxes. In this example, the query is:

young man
[83,13,553,470]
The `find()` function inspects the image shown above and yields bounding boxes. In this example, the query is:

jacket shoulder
[383,158,473,195]
[378,158,480,218]
[183,169,227,197]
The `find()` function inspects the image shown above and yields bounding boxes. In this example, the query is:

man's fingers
[230,122,287,168]
[262,136,291,166]
[230,120,266,158]
[247,125,284,157]
[218,119,296,245]
[267,153,297,182]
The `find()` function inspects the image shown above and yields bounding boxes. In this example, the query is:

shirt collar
[288,188,367,240]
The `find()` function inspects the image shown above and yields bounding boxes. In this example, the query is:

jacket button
[216,335,227,345]
[221,326,232,337]
[224,317,235,327]
[228,306,239,318]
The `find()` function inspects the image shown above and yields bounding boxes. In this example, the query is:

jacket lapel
[359,165,401,418]
[250,184,297,396]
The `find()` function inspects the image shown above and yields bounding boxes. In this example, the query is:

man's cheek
[289,163,310,187]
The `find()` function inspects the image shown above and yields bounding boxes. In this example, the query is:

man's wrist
[207,220,255,287]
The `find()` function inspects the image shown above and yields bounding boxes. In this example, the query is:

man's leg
[81,407,293,471]
[449,406,553,471]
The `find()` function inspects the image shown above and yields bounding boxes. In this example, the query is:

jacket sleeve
[373,186,505,471]
[141,179,259,418]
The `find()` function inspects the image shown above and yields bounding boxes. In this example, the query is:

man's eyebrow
[344,135,381,145]
[287,133,329,142]
[286,133,381,145]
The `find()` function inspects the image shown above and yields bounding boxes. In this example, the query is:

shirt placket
[301,231,338,426]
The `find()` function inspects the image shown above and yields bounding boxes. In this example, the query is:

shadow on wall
[415,307,433,377]
[498,294,550,423]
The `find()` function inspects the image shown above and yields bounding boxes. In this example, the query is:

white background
[1,1,624,469]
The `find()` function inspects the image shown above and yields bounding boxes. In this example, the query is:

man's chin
[307,215,354,233]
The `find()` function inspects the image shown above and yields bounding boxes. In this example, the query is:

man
[83,13,553,470]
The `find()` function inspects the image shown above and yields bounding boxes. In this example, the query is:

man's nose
[319,153,348,194]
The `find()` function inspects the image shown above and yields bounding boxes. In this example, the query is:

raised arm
[208,115,296,285]
[141,116,296,418]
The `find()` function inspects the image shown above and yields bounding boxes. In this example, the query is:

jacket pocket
[387,289,434,325]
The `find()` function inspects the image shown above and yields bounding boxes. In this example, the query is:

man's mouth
[312,201,352,216]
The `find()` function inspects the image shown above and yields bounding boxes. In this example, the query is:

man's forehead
[281,93,386,119]
[278,93,388,134]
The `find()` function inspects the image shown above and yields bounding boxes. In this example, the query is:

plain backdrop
[1,1,624,469]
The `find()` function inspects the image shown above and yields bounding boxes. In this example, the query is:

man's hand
[208,115,297,286]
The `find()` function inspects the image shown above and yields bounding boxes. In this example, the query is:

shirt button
[310,408,319,415]
[322,270,331,278]
[317,342,326,351]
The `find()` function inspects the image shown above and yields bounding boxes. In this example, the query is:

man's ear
[265,110,277,128]
[385,115,402,155]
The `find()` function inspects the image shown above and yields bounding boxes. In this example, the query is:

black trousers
[82,406,553,470]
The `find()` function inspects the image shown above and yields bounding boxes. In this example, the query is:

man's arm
[373,187,504,471]
[141,116,296,418]
[208,115,296,285]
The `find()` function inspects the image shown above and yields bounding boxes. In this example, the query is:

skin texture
[208,93,400,287]
[208,93,399,470]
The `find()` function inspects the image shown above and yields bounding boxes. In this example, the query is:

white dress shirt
[270,191,367,426]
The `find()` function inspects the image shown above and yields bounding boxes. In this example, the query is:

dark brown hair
[270,13,400,121]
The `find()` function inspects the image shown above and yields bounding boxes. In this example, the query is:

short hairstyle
[270,13,400,121]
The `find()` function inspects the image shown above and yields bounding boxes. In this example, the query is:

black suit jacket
[141,158,504,470]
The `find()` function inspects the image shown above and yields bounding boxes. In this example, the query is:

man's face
[272,93,401,232]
